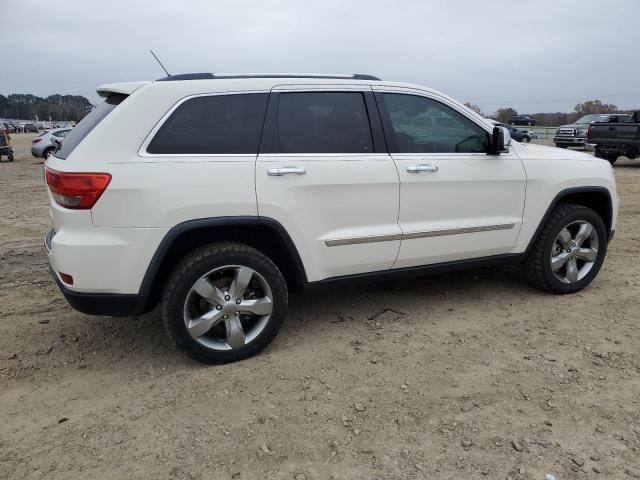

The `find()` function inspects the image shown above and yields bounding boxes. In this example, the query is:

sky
[2,0,639,114]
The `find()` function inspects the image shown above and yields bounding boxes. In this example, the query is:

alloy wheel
[550,220,599,284]
[183,265,273,350]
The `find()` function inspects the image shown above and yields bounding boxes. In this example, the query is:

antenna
[149,49,171,76]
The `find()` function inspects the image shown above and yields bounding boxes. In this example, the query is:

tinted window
[275,92,373,153]
[55,94,126,160]
[383,94,488,154]
[147,94,268,154]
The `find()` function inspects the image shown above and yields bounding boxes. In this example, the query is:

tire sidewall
[163,246,288,363]
[540,208,608,294]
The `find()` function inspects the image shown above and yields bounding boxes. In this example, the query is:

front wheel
[524,203,607,294]
[595,150,618,165]
[161,243,288,364]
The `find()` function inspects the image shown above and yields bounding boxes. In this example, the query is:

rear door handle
[267,166,306,176]
[407,164,438,173]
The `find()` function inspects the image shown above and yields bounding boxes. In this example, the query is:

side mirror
[491,126,511,154]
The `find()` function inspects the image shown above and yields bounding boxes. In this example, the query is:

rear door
[373,88,527,268]
[256,86,401,282]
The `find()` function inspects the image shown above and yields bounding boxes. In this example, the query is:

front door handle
[407,164,438,173]
[267,166,306,176]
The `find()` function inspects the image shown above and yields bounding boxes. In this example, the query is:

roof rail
[156,73,381,82]
[156,73,215,81]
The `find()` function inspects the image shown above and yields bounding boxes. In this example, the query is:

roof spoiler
[96,81,151,98]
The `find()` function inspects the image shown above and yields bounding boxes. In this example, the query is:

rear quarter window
[54,94,127,160]
[146,93,268,155]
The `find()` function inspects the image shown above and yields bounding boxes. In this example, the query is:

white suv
[44,73,618,363]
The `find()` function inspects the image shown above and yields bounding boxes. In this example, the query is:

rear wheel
[524,204,607,294]
[595,150,618,165]
[43,148,54,159]
[520,136,531,143]
[8,153,14,162]
[161,243,288,364]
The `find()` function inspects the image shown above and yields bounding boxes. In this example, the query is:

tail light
[32,138,42,144]
[45,167,111,209]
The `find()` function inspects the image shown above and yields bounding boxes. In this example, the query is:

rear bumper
[44,225,163,317]
[49,266,144,317]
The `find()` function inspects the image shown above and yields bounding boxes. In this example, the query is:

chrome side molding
[325,223,515,247]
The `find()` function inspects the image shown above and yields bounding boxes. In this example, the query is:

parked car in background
[2,123,17,134]
[493,122,532,143]
[22,123,38,133]
[587,111,640,164]
[554,113,632,149]
[44,73,617,363]
[509,115,536,126]
[0,130,14,162]
[32,128,72,158]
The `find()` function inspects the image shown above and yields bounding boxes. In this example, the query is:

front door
[373,89,527,269]
[256,87,401,281]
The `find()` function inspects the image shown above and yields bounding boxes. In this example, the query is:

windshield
[575,114,612,124]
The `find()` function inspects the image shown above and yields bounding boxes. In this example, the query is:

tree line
[464,100,636,126]
[0,93,94,122]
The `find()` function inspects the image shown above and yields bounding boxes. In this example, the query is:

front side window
[147,93,268,155]
[382,93,489,154]
[275,92,373,154]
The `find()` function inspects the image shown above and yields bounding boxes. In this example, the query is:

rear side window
[275,92,373,153]
[55,94,126,160]
[147,94,268,155]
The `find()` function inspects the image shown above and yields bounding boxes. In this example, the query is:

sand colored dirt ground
[1,134,639,479]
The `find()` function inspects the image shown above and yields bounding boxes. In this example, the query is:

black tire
[8,154,14,162]
[595,150,617,165]
[520,136,531,144]
[555,144,568,149]
[524,203,608,294]
[43,148,54,159]
[161,242,288,364]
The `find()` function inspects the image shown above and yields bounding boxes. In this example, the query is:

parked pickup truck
[587,111,640,164]
[554,113,632,149]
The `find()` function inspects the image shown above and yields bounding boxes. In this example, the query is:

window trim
[138,90,270,158]
[263,88,384,155]
[375,91,493,156]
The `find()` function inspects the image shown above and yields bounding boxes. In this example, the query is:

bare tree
[495,107,518,123]
[574,100,618,115]
[464,102,483,116]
